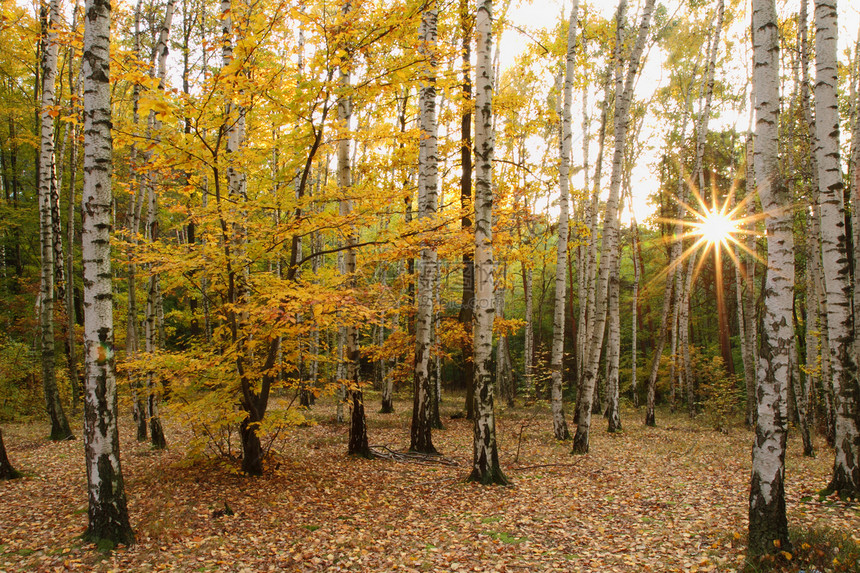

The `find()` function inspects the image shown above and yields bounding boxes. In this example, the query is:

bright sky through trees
[503,0,860,223]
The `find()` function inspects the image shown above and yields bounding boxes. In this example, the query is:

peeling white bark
[82,0,133,543]
[748,0,791,553]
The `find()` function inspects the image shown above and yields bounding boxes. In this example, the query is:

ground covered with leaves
[1,396,857,572]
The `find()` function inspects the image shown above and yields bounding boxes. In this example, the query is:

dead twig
[510,459,585,472]
[369,445,460,466]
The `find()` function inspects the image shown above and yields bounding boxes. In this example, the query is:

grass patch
[302,525,320,532]
[489,532,528,544]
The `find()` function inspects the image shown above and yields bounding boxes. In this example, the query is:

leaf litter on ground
[0,397,857,572]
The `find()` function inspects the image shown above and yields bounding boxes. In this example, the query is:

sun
[649,171,769,292]
[696,209,738,247]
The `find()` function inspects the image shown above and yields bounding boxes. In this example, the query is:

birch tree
[143,0,175,451]
[813,0,860,498]
[800,2,835,443]
[126,0,147,442]
[550,0,579,441]
[573,0,656,454]
[81,0,134,544]
[469,0,506,485]
[338,0,370,458]
[411,4,438,454]
[38,0,73,441]
[748,0,792,553]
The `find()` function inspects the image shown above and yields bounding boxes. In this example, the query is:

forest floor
[0,395,857,572]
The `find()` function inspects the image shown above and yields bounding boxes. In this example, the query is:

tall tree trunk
[790,324,815,457]
[64,1,82,413]
[458,0,476,420]
[495,263,514,407]
[575,47,591,390]
[337,0,369,458]
[574,74,609,424]
[800,0,834,444]
[39,0,73,442]
[748,0,791,554]
[739,131,758,428]
[522,264,534,399]
[127,0,147,442]
[549,0,579,442]
[411,4,439,454]
[606,234,622,433]
[574,0,656,454]
[629,199,641,407]
[82,0,134,544]
[432,260,443,427]
[468,0,506,485]
[814,0,860,498]
[218,0,277,475]
[143,0,175,451]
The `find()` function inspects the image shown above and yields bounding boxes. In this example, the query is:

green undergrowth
[742,527,860,572]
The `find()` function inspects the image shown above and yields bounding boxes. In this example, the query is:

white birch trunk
[523,265,534,399]
[629,203,641,408]
[813,0,860,497]
[82,0,134,543]
[127,0,147,442]
[411,5,439,454]
[65,5,82,412]
[39,0,73,441]
[143,0,175,451]
[748,0,792,553]
[469,0,506,484]
[573,0,656,454]
[739,133,758,427]
[550,0,579,441]
[606,236,621,432]
[799,0,831,441]
[575,75,609,419]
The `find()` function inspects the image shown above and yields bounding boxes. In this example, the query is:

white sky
[499,0,860,224]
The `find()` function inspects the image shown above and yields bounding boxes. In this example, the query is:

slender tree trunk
[468,0,506,485]
[38,0,73,442]
[411,4,439,454]
[336,0,369,458]
[645,255,676,427]
[790,325,815,457]
[748,0,791,553]
[739,132,758,428]
[574,0,656,454]
[549,0,579,441]
[82,0,134,544]
[432,260,443,427]
[218,0,276,475]
[142,0,175,451]
[575,53,591,390]
[458,0,476,420]
[800,0,834,444]
[680,250,697,416]
[65,71,81,413]
[522,264,534,399]
[63,1,82,413]
[606,237,622,433]
[575,74,609,424]
[814,0,860,498]
[629,197,641,407]
[127,3,146,441]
